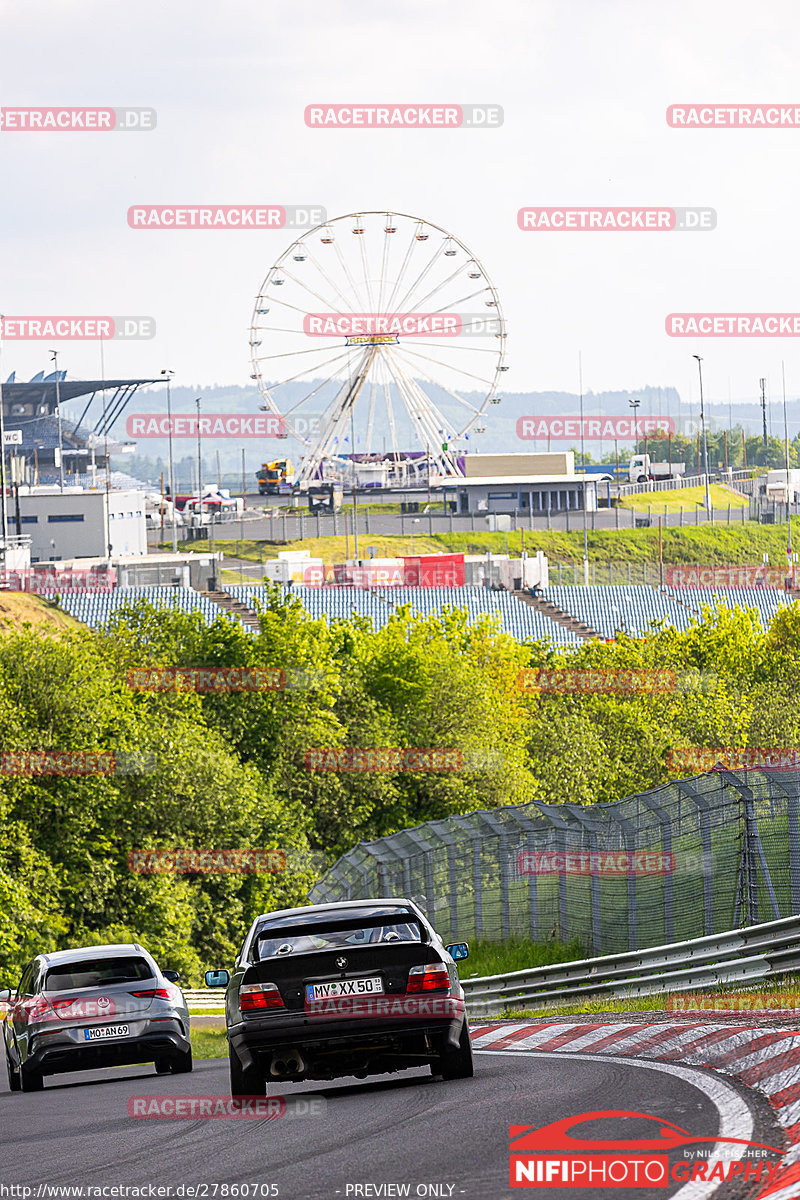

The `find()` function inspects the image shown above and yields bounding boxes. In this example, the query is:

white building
[18,489,147,562]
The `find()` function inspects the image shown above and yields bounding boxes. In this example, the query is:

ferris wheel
[249,211,507,487]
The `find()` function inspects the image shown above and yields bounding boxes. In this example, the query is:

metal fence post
[532,802,570,944]
[562,805,603,954]
[721,771,779,923]
[639,792,676,944]
[676,779,721,936]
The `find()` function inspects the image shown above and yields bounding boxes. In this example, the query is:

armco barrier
[184,988,225,1008]
[460,911,800,1015]
[182,912,800,1017]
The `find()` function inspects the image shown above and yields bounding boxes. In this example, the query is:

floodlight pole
[693,355,712,513]
[195,396,203,535]
[0,318,8,546]
[51,349,65,492]
[783,361,794,587]
[350,402,359,561]
[162,369,177,552]
[579,351,588,586]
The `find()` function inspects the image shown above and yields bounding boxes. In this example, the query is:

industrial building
[17,489,147,561]
[440,451,599,515]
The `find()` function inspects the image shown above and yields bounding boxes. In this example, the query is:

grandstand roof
[2,376,160,412]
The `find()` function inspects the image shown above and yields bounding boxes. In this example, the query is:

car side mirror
[445,942,469,961]
[162,970,180,983]
[205,969,230,988]
[0,988,10,1002]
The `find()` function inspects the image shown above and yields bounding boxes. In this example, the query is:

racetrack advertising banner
[665,565,786,588]
[517,416,675,441]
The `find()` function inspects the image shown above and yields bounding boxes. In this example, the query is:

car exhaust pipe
[269,1049,305,1078]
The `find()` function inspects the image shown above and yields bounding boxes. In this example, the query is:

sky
[2,0,800,422]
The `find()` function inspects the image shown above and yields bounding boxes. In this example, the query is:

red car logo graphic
[510,1110,782,1155]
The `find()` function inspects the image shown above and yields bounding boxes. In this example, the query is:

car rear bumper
[24,1025,190,1076]
[229,998,466,1072]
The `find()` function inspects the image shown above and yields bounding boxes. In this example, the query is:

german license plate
[306,977,383,1000]
[84,1024,130,1041]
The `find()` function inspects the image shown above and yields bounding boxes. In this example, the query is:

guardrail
[460,913,800,1016]
[181,914,800,1016]
[184,988,225,1008]
[618,469,761,499]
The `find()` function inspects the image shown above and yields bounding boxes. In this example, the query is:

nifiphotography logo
[508,1111,782,1188]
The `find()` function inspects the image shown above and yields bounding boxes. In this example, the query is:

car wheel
[20,1063,44,1092]
[438,1021,474,1081]
[6,1051,21,1092]
[154,1057,172,1075]
[171,1048,193,1075]
[229,1043,265,1097]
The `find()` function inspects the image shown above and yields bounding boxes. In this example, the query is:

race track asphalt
[0,1050,781,1200]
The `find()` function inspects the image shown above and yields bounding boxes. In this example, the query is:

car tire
[154,1057,172,1075]
[20,1063,44,1093]
[6,1052,21,1092]
[171,1048,193,1074]
[438,1021,474,1081]
[229,1043,265,1097]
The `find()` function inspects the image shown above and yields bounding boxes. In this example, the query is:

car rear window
[44,956,154,992]
[256,921,422,959]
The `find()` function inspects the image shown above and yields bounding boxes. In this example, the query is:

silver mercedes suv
[1,943,192,1092]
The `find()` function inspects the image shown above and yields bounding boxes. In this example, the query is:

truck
[256,459,294,494]
[628,454,687,484]
[765,468,800,504]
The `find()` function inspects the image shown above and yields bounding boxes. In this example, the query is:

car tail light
[129,988,172,1000]
[22,997,56,1023]
[407,964,450,993]
[50,997,78,1015]
[240,983,284,1011]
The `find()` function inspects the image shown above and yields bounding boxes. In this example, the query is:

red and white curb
[470,1020,800,1199]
